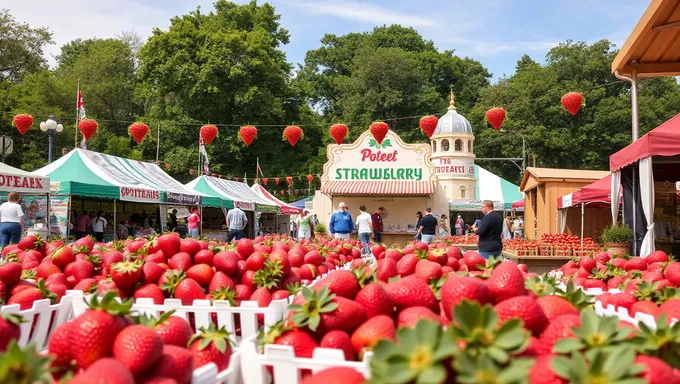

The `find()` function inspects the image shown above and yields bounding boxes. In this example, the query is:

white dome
[434,95,473,135]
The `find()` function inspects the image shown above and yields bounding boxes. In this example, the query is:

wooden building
[519,168,610,240]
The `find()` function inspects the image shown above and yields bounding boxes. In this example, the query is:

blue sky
[2,0,648,80]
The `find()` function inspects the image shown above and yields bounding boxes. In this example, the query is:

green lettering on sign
[335,168,424,181]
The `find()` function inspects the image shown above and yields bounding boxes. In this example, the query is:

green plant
[314,222,327,234]
[601,223,634,244]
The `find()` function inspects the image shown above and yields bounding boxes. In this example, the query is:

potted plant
[601,223,634,257]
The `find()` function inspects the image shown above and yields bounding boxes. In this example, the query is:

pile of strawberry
[0,292,234,383]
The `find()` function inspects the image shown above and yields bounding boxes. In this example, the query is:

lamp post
[500,129,526,176]
[40,115,64,163]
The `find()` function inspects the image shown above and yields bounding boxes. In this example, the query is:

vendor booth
[0,162,52,238]
[313,129,447,246]
[186,176,277,240]
[35,149,206,241]
[251,183,301,235]
[557,174,614,243]
[609,112,680,257]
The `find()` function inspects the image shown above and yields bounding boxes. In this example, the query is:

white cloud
[445,37,560,57]
[287,0,437,28]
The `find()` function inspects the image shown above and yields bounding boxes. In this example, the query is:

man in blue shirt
[329,202,354,240]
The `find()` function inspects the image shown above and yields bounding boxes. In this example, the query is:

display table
[381,231,417,246]
[504,253,576,275]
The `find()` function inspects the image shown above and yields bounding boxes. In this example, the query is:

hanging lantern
[485,108,506,130]
[419,116,438,138]
[128,122,148,144]
[561,92,583,115]
[283,125,303,146]
[329,124,348,145]
[235,177,240,182]
[165,163,171,170]
[13,114,34,135]
[200,124,218,145]
[286,176,293,185]
[274,177,280,185]
[239,125,257,146]
[307,174,313,183]
[79,119,99,141]
[189,169,196,175]
[369,121,389,144]
[262,177,268,186]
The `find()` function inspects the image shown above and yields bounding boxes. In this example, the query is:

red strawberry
[495,296,548,335]
[536,295,578,320]
[397,306,442,328]
[485,108,506,130]
[350,314,395,356]
[0,259,22,286]
[462,251,486,271]
[385,275,438,313]
[646,250,669,263]
[419,115,438,138]
[137,311,193,348]
[283,125,303,146]
[47,321,74,371]
[8,280,57,309]
[111,261,143,294]
[188,324,233,371]
[209,271,235,293]
[314,270,360,299]
[537,314,580,355]
[635,354,676,384]
[414,259,442,281]
[624,257,647,271]
[213,251,239,276]
[142,261,167,284]
[135,284,166,304]
[200,124,218,144]
[194,249,214,265]
[376,258,398,283]
[239,125,257,146]
[186,264,213,287]
[664,262,680,286]
[250,286,273,309]
[169,252,193,271]
[79,119,99,140]
[369,121,389,144]
[397,254,418,276]
[17,234,43,250]
[151,234,181,257]
[487,261,527,303]
[13,114,33,134]
[630,300,661,318]
[528,355,567,384]
[129,122,148,143]
[302,367,365,384]
[440,276,490,321]
[179,238,201,256]
[0,313,22,352]
[173,277,206,305]
[320,330,355,361]
[329,124,348,144]
[67,259,95,281]
[51,246,75,269]
[561,92,583,115]
[236,238,254,258]
[113,325,163,375]
[354,283,395,319]
[71,358,134,384]
[145,345,194,384]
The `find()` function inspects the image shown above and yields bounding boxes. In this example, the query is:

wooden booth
[519,168,610,240]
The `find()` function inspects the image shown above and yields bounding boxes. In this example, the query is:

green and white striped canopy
[186,176,277,213]
[449,165,523,211]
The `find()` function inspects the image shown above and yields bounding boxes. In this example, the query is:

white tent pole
[113,199,117,239]
[581,203,585,247]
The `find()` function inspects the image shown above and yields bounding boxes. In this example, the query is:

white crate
[0,291,78,350]
[593,300,676,330]
[192,351,241,384]
[240,336,371,384]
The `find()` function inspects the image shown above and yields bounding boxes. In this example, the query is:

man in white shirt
[513,216,524,239]
[355,205,373,255]
[92,210,108,242]
[226,207,248,242]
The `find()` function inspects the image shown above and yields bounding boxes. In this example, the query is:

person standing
[414,211,423,241]
[438,214,451,238]
[356,206,373,255]
[169,209,178,232]
[76,212,91,240]
[92,210,108,242]
[187,208,201,238]
[370,207,384,243]
[415,208,437,244]
[329,202,354,240]
[0,192,25,247]
[513,216,524,239]
[502,215,512,240]
[472,200,503,259]
[454,214,465,236]
[296,209,315,240]
[226,206,248,242]
[313,214,319,226]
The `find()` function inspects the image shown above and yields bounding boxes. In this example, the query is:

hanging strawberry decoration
[239,125,257,146]
[274,177,280,185]
[235,178,240,182]
[262,177,268,186]
[419,116,438,138]
[280,190,285,196]
[329,124,348,145]
[283,125,303,146]
[165,163,171,170]
[485,108,506,130]
[79,119,99,141]
[370,121,389,144]
[13,114,33,135]
[561,92,583,115]
[286,176,293,185]
[307,174,314,183]
[128,122,148,144]
[189,169,196,175]
[200,124,218,145]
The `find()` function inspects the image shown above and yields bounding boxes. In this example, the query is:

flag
[78,85,87,149]
[200,137,210,175]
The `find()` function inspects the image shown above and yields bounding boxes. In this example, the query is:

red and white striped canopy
[251,183,302,214]
[320,180,433,196]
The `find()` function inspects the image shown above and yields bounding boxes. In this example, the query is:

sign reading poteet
[322,130,435,182]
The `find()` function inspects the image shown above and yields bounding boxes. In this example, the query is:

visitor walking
[76,211,91,240]
[371,207,384,243]
[472,200,503,259]
[329,202,354,240]
[0,192,24,247]
[454,214,465,236]
[92,210,108,242]
[502,215,512,240]
[356,205,373,255]
[415,208,438,244]
[296,209,315,240]
[187,208,201,238]
[438,214,451,238]
[226,206,248,242]
[169,209,178,232]
[414,211,423,241]
[513,216,524,239]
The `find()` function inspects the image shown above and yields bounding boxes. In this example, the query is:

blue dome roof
[434,105,473,135]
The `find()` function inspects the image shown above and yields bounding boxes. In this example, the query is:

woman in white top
[355,205,373,255]
[92,210,108,243]
[0,192,25,247]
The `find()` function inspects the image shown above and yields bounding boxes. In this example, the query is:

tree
[0,9,52,82]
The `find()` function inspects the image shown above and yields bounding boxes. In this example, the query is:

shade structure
[449,166,524,211]
[291,196,313,209]
[320,180,433,196]
[0,162,49,194]
[511,200,525,209]
[609,112,680,171]
[186,176,276,212]
[35,149,207,205]
[557,174,613,209]
[251,184,302,214]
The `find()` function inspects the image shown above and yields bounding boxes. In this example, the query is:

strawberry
[396,254,418,276]
[304,250,323,266]
[624,256,647,271]
[537,314,580,355]
[186,263,213,287]
[245,252,266,271]
[376,258,399,282]
[250,286,273,310]
[630,300,661,318]
[536,295,578,320]
[194,249,214,265]
[329,124,348,144]
[129,122,149,143]
[73,236,95,253]
[113,324,164,375]
[36,260,61,279]
[320,330,355,361]
[169,252,193,271]
[385,275,439,313]
[397,306,442,328]
[0,313,22,351]
[418,115,438,138]
[350,314,395,356]
[136,311,193,348]
[561,91,583,115]
[70,358,135,384]
[0,258,22,286]
[354,283,395,319]
[134,284,166,304]
[173,277,206,305]
[150,233,181,257]
[462,251,486,271]
[528,355,567,384]
[635,354,676,384]
[209,271,235,293]
[487,261,527,303]
[440,276,490,321]
[47,321,75,372]
[111,260,143,294]
[7,280,57,309]
[66,259,95,281]
[260,321,318,358]
[646,250,669,263]
[414,259,442,281]
[239,125,257,146]
[213,250,239,276]
[200,124,218,144]
[142,261,167,284]
[70,292,133,369]
[144,345,194,384]
[188,324,233,371]
[369,121,389,144]
[664,262,680,286]
[289,286,366,334]
[236,238,255,258]
[12,113,33,134]
[17,234,43,250]
[302,367,365,384]
[495,296,548,336]
[314,270,360,299]
[485,108,506,129]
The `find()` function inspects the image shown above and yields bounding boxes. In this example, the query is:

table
[504,253,576,275]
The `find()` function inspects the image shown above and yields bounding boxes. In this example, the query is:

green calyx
[189,323,233,353]
[557,280,593,310]
[553,308,631,358]
[0,313,25,326]
[369,319,456,384]
[256,319,293,351]
[454,354,534,384]
[551,347,646,383]
[160,270,187,296]
[20,269,36,280]
[86,254,103,267]
[112,260,142,274]
[288,286,337,332]
[351,265,376,288]
[1,255,19,264]
[85,291,133,316]
[632,314,680,369]
[448,301,529,365]
[0,341,54,384]
[34,280,57,304]
[210,287,237,306]
[110,241,125,252]
[285,282,302,296]
[525,274,558,296]
[254,260,283,289]
[654,287,680,304]
[133,309,177,328]
[429,275,450,301]
[588,269,608,281]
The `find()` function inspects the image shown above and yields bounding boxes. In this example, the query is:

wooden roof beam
[653,20,680,32]
[619,62,680,77]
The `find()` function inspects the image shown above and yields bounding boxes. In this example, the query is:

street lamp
[500,129,526,175]
[40,115,64,163]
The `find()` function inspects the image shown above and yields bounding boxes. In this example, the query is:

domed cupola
[433,92,473,135]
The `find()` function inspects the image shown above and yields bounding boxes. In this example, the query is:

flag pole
[198,132,202,176]
[155,123,160,162]
[75,79,80,148]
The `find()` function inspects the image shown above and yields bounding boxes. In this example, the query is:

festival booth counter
[35,149,206,240]
[556,174,615,244]
[186,176,277,240]
[0,162,52,238]
[251,183,301,235]
[609,112,680,257]
[313,130,448,246]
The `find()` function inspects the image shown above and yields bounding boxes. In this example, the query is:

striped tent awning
[320,181,433,196]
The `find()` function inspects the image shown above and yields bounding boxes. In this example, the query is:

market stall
[251,183,301,235]
[557,174,614,243]
[186,176,277,240]
[313,129,447,246]
[609,112,680,257]
[34,149,207,241]
[0,162,52,238]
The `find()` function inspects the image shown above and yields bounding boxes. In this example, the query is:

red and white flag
[200,137,210,175]
[77,88,86,119]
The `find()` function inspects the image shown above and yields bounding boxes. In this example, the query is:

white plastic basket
[240,336,370,384]
[593,299,677,330]
[0,291,78,351]
[191,350,241,384]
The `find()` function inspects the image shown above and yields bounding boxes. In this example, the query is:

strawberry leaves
[288,286,337,332]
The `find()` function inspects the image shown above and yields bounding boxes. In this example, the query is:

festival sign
[119,187,161,203]
[322,130,435,183]
[432,158,475,178]
[0,172,50,193]
[235,201,255,211]
[166,191,202,206]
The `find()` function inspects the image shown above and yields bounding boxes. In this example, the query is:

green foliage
[314,222,327,234]
[551,347,645,384]
[601,223,635,244]
[632,314,680,369]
